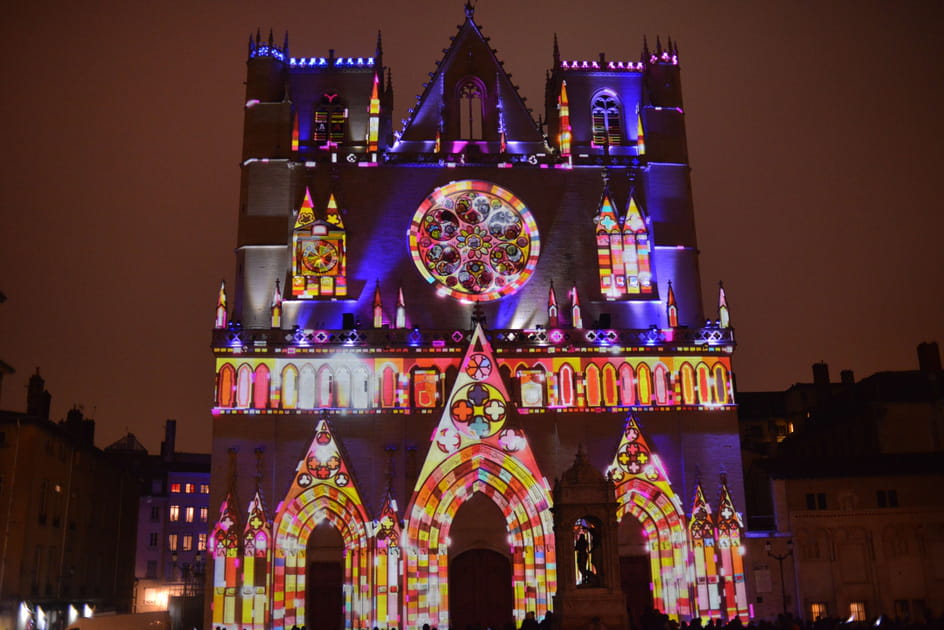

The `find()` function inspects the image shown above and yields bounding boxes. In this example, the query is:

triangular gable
[281,417,368,517]
[595,189,620,233]
[294,188,317,229]
[716,476,743,534]
[689,481,714,541]
[414,323,543,486]
[395,8,543,152]
[606,416,680,508]
[244,490,271,556]
[623,193,647,234]
[376,492,402,551]
[210,491,241,558]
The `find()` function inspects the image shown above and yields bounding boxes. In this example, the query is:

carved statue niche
[552,446,628,630]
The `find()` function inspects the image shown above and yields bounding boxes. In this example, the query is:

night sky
[1,1,942,454]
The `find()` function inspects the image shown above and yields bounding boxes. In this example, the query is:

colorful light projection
[210,491,241,628]
[271,418,370,630]
[409,180,541,302]
[368,73,380,153]
[716,476,749,622]
[242,491,272,630]
[666,281,679,327]
[636,108,645,155]
[594,190,653,300]
[214,354,735,413]
[292,190,348,298]
[558,81,571,156]
[373,493,402,629]
[271,280,283,328]
[215,281,228,329]
[607,416,691,619]
[406,325,556,627]
[689,481,719,619]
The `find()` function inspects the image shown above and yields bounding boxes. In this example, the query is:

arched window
[713,364,729,404]
[281,364,298,410]
[236,364,253,408]
[313,92,347,147]
[218,364,236,408]
[591,93,623,147]
[412,368,439,408]
[518,366,546,408]
[317,365,333,407]
[618,363,635,406]
[680,363,696,405]
[381,366,397,408]
[602,363,618,407]
[696,363,711,405]
[457,78,485,140]
[559,364,575,406]
[335,367,351,408]
[298,364,316,409]
[636,363,652,405]
[253,364,270,409]
[352,368,370,409]
[585,364,601,407]
[653,364,668,405]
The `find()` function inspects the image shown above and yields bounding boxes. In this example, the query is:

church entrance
[618,516,653,624]
[448,492,514,630]
[307,522,344,630]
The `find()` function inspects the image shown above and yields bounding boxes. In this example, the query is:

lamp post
[766,539,793,616]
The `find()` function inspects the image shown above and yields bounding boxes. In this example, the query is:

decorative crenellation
[289,55,375,68]
[560,59,644,72]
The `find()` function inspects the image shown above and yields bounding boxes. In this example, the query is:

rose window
[409,180,540,301]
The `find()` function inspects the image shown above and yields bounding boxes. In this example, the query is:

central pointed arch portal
[405,442,557,629]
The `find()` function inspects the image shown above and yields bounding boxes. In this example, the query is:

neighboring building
[739,342,944,622]
[106,420,210,619]
[0,371,138,630]
[209,7,748,630]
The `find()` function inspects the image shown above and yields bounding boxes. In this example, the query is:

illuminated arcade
[210,7,748,629]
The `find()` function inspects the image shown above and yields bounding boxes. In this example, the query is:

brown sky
[1,0,942,454]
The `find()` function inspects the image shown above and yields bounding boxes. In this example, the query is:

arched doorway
[307,522,344,630]
[448,493,514,630]
[618,515,653,625]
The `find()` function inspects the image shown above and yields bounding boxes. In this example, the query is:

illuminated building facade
[210,7,748,630]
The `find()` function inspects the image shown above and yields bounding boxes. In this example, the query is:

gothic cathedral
[210,7,748,630]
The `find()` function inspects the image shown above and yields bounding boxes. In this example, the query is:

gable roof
[394,5,544,153]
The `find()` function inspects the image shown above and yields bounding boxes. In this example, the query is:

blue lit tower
[210,10,747,630]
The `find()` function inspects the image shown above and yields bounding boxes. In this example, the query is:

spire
[368,72,381,152]
[294,187,316,228]
[558,80,571,157]
[291,111,299,152]
[666,280,678,328]
[464,0,475,20]
[718,282,730,328]
[655,35,663,57]
[395,287,406,329]
[375,30,384,68]
[548,282,559,328]
[553,33,560,67]
[636,106,645,155]
[570,285,582,329]
[373,281,384,328]
[283,31,290,58]
[215,281,228,329]
[270,279,283,329]
[641,35,650,62]
[325,193,344,229]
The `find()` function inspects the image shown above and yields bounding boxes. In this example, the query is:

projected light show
[208,5,748,630]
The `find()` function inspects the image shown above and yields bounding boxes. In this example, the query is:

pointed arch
[335,367,351,408]
[591,91,623,147]
[696,363,711,405]
[253,364,271,409]
[405,442,556,628]
[559,363,575,407]
[636,363,652,405]
[411,366,440,408]
[653,364,669,405]
[680,363,696,405]
[601,363,618,407]
[218,363,236,408]
[585,364,602,407]
[236,363,253,408]
[351,367,370,409]
[317,365,334,407]
[517,364,547,408]
[456,76,487,140]
[381,365,397,408]
[618,363,635,406]
[281,364,299,410]
[712,364,730,405]
[299,364,316,409]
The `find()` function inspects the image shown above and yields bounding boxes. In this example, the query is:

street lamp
[766,538,793,616]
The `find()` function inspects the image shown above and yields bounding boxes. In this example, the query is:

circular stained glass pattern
[449,382,507,438]
[302,240,339,274]
[409,180,540,302]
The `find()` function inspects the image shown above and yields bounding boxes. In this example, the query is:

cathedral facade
[209,7,748,630]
